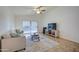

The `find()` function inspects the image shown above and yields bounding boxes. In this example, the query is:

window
[23,21,37,37]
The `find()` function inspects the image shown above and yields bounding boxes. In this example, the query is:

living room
[0,6,79,52]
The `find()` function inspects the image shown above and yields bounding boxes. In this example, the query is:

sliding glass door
[23,21,37,37]
[31,21,37,34]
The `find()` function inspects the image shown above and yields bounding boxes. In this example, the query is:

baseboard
[0,40,1,52]
[60,35,79,44]
[14,48,26,52]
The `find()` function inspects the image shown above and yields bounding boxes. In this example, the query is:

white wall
[0,7,44,36]
[0,7,15,35]
[14,14,44,33]
[1,6,79,43]
[42,6,79,43]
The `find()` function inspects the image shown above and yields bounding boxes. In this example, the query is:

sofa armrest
[1,37,26,52]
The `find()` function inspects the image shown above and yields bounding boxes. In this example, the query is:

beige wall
[42,6,79,43]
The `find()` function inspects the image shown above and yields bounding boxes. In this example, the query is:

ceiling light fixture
[33,6,46,14]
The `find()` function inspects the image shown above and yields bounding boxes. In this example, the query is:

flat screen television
[48,23,56,30]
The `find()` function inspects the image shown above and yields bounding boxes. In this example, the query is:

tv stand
[46,30,59,38]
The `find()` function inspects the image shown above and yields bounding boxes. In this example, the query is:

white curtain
[23,20,37,37]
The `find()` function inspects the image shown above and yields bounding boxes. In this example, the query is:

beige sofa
[1,36,26,52]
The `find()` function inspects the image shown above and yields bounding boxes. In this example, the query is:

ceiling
[0,6,57,15]
[8,6,34,15]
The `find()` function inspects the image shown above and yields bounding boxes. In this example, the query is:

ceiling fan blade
[33,6,46,14]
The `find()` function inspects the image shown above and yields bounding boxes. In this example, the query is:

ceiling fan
[33,6,46,14]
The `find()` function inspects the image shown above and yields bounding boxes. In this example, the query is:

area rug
[25,34,58,52]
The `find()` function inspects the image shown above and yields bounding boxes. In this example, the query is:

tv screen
[48,23,56,30]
